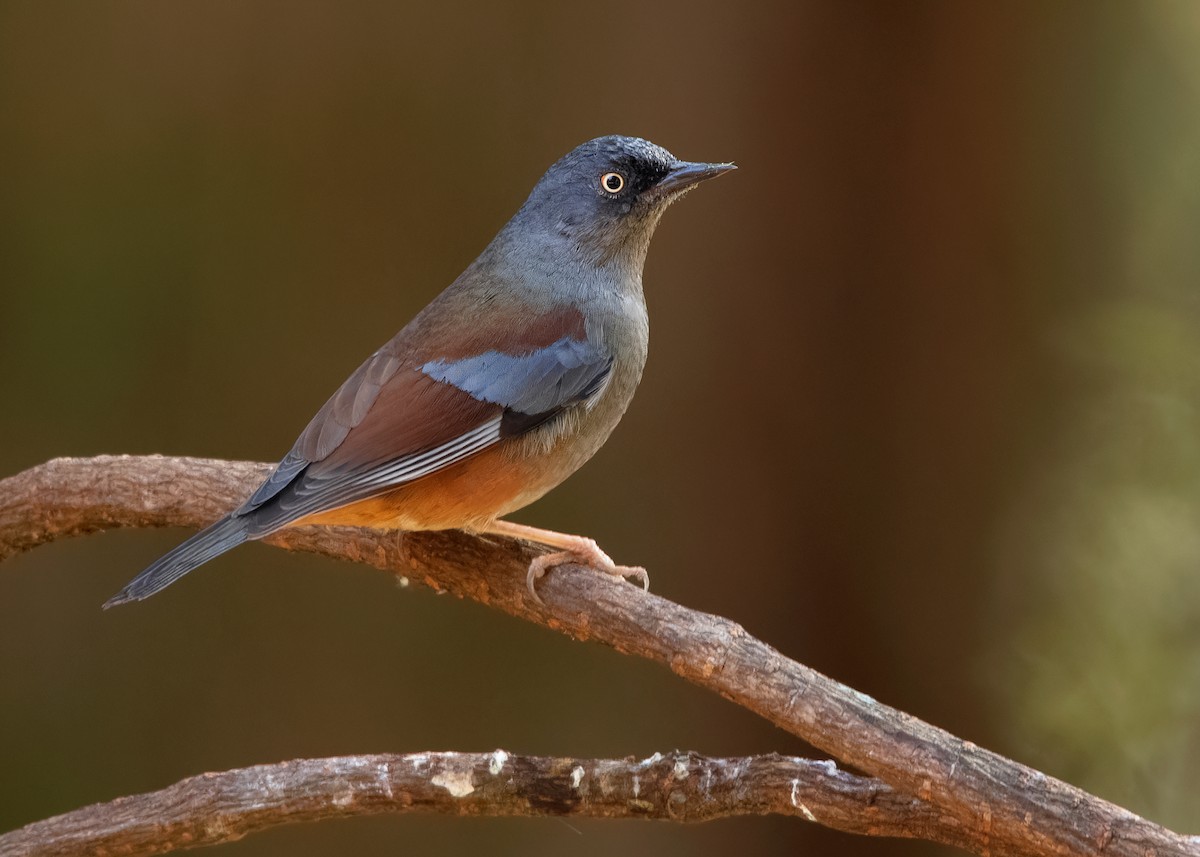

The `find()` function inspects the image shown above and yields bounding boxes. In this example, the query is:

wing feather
[238,311,612,536]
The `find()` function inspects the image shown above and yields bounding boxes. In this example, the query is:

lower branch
[0,751,983,857]
[1,456,1197,857]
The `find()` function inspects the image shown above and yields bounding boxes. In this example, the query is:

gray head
[506,135,735,269]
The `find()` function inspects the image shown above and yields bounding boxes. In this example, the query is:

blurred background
[2,1,1198,854]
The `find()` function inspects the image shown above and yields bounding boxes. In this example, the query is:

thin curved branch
[1,456,1196,857]
[0,751,987,857]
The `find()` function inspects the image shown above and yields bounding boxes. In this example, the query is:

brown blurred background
[2,2,1198,854]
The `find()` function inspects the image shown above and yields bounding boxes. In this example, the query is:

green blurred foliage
[1,1,1197,854]
[992,4,1200,824]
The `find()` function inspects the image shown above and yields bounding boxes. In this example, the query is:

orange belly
[287,440,558,532]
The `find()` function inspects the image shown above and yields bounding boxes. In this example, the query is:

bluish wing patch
[421,336,611,417]
[233,335,610,534]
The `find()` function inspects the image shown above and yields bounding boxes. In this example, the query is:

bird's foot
[474,519,647,604]
[525,536,649,604]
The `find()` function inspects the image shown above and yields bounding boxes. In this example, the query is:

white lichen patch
[332,791,355,807]
[637,752,663,767]
[632,775,640,798]
[432,770,475,798]
[245,773,282,810]
[377,763,394,799]
[673,758,689,780]
[570,766,585,789]
[790,780,817,822]
[407,754,430,771]
[489,749,509,776]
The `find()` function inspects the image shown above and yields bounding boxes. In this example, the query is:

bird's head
[512,135,735,270]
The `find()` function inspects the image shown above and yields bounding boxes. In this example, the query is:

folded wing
[105,303,610,606]
[239,310,611,533]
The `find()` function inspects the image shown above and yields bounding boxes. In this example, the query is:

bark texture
[0,751,991,857]
[1,456,1196,857]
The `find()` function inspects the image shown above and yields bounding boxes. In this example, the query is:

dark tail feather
[103,515,250,609]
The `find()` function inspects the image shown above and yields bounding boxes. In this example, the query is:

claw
[479,520,648,604]
[526,555,550,604]
[524,541,650,604]
[624,566,650,592]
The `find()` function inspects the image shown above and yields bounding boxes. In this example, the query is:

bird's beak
[653,160,737,197]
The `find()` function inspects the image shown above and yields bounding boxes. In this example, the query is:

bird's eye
[600,172,625,194]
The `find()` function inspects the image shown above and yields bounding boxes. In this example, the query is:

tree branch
[1,456,1196,857]
[0,751,988,857]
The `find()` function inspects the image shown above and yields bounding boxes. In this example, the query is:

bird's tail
[103,515,250,609]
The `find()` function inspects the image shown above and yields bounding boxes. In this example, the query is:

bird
[104,135,734,608]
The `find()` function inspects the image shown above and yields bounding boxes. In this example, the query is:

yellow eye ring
[600,172,625,193]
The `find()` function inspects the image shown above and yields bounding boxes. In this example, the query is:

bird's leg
[478,519,649,603]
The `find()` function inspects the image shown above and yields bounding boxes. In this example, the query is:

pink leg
[479,520,649,603]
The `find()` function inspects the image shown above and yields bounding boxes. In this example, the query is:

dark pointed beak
[653,160,737,196]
